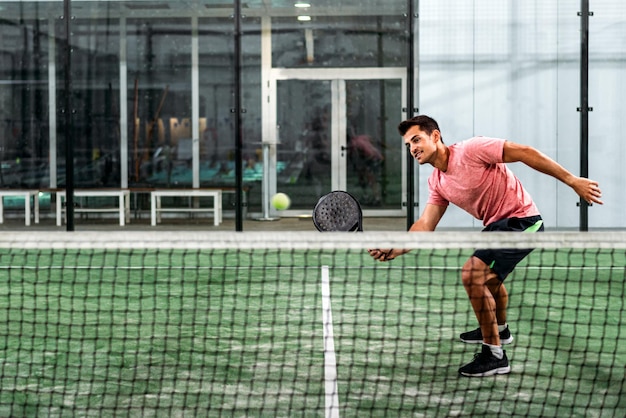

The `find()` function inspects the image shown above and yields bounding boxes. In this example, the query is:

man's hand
[570,177,603,205]
[368,248,408,262]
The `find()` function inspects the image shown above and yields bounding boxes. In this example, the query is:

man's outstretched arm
[369,203,446,262]
[502,141,603,205]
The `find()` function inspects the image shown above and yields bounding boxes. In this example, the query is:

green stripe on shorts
[523,219,543,233]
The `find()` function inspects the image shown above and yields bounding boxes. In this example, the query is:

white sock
[485,343,503,359]
[498,323,508,333]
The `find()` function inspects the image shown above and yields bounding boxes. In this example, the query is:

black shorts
[473,215,544,281]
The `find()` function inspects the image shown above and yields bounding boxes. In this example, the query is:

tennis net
[0,230,624,417]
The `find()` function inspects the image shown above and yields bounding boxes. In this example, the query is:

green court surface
[0,248,624,417]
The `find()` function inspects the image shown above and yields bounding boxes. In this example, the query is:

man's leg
[486,277,508,327]
[459,268,513,345]
[458,256,511,377]
[461,256,500,346]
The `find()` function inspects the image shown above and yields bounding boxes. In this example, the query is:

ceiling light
[297,15,312,21]
[294,2,311,8]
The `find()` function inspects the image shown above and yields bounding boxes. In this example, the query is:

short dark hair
[398,115,441,136]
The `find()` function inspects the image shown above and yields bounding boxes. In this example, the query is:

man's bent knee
[461,257,493,288]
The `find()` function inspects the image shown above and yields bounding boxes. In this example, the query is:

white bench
[151,189,222,226]
[57,189,131,226]
[0,190,40,226]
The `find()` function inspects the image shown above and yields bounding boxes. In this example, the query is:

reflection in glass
[0,17,50,189]
[345,79,402,208]
[272,15,406,69]
[126,18,191,188]
[277,80,332,208]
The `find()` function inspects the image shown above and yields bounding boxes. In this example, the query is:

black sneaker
[459,345,511,377]
[459,326,514,345]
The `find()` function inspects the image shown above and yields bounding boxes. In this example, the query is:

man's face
[402,125,439,165]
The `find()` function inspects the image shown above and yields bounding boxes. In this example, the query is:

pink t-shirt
[427,136,540,226]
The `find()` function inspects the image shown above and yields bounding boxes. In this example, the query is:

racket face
[312,191,363,232]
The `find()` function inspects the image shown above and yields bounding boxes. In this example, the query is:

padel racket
[312,190,363,232]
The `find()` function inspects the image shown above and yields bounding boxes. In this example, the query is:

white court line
[321,265,340,418]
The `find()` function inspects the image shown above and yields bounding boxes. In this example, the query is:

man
[368,115,603,377]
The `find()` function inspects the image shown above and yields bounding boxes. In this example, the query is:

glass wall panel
[272,16,406,68]
[126,18,191,187]
[196,15,264,213]
[276,79,333,206]
[588,0,626,228]
[268,6,409,216]
[0,0,620,227]
[0,10,50,189]
[197,17,236,189]
[419,1,586,228]
[550,2,582,228]
[64,18,120,188]
[240,25,264,214]
[345,79,403,207]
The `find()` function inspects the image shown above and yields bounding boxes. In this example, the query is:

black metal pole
[405,0,416,230]
[234,0,244,231]
[63,0,74,231]
[579,0,590,231]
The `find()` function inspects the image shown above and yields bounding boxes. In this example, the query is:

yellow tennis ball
[271,192,291,210]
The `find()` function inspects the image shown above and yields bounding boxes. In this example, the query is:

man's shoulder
[455,136,504,145]
[448,136,482,150]
[453,136,506,153]
[448,136,506,166]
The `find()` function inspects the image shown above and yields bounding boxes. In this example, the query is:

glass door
[344,79,403,210]
[271,69,406,215]
[275,80,333,209]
